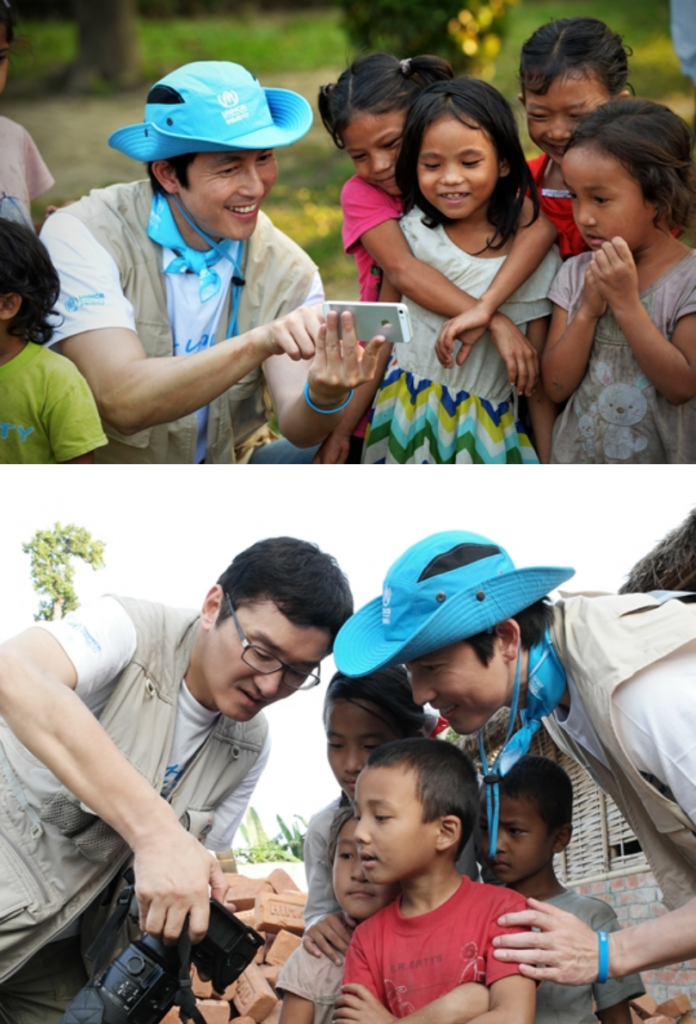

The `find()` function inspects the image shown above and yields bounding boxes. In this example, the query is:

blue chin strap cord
[478,628,568,857]
[170,195,246,339]
[479,652,522,859]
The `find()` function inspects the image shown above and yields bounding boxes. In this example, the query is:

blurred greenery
[9,0,688,96]
[8,12,347,82]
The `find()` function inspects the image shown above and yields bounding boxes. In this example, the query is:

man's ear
[552,822,573,854]
[151,159,182,196]
[494,618,522,664]
[436,814,462,854]
[200,584,224,631]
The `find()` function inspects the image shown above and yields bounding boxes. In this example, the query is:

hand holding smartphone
[323,301,413,345]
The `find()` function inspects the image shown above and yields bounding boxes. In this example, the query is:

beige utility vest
[65,181,317,464]
[544,591,696,910]
[0,596,268,982]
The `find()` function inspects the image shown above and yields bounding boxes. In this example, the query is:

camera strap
[171,923,206,1024]
[85,869,138,981]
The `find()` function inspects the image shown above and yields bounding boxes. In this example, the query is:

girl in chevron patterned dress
[362,78,561,464]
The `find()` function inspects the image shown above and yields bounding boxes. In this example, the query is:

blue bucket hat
[109,61,313,161]
[334,531,575,677]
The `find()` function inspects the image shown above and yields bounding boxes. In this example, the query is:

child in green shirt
[0,219,107,463]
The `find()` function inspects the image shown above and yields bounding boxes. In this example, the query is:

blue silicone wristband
[303,381,354,414]
[597,931,610,983]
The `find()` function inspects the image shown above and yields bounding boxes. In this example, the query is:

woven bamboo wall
[528,729,649,884]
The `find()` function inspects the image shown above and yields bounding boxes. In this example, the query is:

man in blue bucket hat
[335,531,696,990]
[40,62,384,464]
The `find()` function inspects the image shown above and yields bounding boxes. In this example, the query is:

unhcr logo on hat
[382,585,392,625]
[218,90,239,108]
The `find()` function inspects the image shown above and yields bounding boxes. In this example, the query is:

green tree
[22,523,106,621]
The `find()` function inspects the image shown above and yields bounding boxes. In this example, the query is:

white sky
[1,466,693,850]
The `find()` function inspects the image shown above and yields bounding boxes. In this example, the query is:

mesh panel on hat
[418,543,502,582]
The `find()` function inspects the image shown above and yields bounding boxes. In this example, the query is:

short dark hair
[395,77,538,251]
[324,665,427,738]
[519,17,631,97]
[566,99,696,235]
[466,598,555,667]
[217,537,353,648]
[366,737,478,856]
[0,220,60,345]
[498,755,573,831]
[319,53,454,150]
[326,804,357,867]
[147,153,198,197]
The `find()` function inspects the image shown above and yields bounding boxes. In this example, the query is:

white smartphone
[323,301,413,344]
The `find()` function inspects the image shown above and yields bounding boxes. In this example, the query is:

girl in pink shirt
[0,3,54,231]
[315,54,556,463]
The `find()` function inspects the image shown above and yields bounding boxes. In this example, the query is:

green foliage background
[22,523,105,621]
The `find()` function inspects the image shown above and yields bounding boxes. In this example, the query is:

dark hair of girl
[519,17,631,97]
[326,804,357,867]
[0,1,16,43]
[318,53,454,150]
[395,77,538,251]
[0,219,60,345]
[324,664,427,739]
[566,99,696,235]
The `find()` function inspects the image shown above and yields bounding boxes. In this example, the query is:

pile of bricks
[161,867,306,1024]
[631,993,696,1024]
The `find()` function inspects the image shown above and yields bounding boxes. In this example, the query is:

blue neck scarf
[148,194,245,335]
[479,628,567,856]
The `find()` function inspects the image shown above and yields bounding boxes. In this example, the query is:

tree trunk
[68,0,141,92]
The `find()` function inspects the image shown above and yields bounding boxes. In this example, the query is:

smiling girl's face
[341,110,406,196]
[417,115,508,226]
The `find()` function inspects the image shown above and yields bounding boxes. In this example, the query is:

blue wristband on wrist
[303,381,354,414]
[597,931,610,983]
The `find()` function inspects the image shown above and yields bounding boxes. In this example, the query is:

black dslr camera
[57,890,264,1024]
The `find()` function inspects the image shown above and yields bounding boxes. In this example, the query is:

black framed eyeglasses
[225,594,321,692]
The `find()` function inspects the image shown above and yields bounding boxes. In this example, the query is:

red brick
[656,996,693,1017]
[159,1012,182,1024]
[264,929,302,966]
[192,964,213,999]
[260,964,281,988]
[224,875,274,911]
[266,868,301,895]
[233,963,278,1022]
[233,1018,258,1024]
[631,1012,645,1024]
[233,909,257,928]
[642,1017,676,1024]
[262,1003,282,1024]
[630,995,659,1018]
[195,999,231,1024]
[679,1016,696,1024]
[254,930,268,964]
[254,893,306,935]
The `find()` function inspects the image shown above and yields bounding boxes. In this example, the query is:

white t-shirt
[40,212,325,462]
[35,595,270,851]
[552,639,696,826]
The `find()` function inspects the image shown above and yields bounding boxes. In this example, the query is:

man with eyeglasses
[0,537,352,1023]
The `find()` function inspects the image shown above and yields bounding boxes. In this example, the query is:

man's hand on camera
[133,824,228,944]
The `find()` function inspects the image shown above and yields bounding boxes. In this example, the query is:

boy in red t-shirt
[335,738,535,1024]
